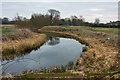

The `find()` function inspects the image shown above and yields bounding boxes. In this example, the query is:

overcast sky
[1,0,119,2]
[1,2,118,23]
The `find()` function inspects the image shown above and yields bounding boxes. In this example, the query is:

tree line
[1,9,119,31]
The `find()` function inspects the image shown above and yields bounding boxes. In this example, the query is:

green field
[42,26,119,36]
[1,25,16,34]
[89,27,119,35]
[1,29,15,34]
[1,24,119,35]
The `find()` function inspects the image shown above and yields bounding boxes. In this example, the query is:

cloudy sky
[1,2,118,23]
[1,0,119,2]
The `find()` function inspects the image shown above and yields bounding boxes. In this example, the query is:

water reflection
[2,37,84,75]
[47,37,60,46]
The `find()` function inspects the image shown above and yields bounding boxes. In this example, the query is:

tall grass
[2,34,47,59]
[38,26,120,78]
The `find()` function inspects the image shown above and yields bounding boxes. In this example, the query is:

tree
[65,18,71,26]
[79,16,85,22]
[94,18,100,24]
[2,17,9,24]
[70,16,78,26]
[48,9,60,25]
[59,19,66,25]
[14,13,31,29]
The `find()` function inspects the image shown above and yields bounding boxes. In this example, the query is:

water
[2,37,85,75]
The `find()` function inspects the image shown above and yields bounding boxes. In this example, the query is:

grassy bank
[39,26,120,78]
[38,29,89,46]
[89,27,119,35]
[2,28,47,59]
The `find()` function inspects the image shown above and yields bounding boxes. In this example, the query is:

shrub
[82,47,88,52]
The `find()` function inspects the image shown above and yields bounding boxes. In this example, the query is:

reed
[2,34,47,59]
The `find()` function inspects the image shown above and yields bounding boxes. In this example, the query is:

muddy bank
[2,29,47,60]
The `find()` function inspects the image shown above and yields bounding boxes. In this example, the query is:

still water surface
[2,37,85,74]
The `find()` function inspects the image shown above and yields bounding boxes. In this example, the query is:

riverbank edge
[2,33,47,59]
[2,28,119,78]
[38,29,120,78]
[37,30,90,71]
[38,30,90,46]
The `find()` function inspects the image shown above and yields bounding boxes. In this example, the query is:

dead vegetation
[1,25,119,79]
[2,28,47,60]
[2,28,33,41]
[39,26,120,78]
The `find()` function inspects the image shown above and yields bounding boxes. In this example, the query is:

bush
[82,47,88,52]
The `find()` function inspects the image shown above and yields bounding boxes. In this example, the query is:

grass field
[89,27,119,35]
[1,25,119,35]
[1,29,16,34]
[1,24,16,27]
[42,26,119,36]
[1,25,16,34]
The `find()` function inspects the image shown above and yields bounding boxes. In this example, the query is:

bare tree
[94,18,100,24]
[79,16,85,22]
[48,9,60,25]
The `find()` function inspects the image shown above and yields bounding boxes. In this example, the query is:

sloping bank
[2,29,47,60]
[38,29,120,79]
[38,30,89,46]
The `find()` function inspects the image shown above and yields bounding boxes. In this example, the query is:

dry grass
[39,26,120,78]
[76,38,120,78]
[38,29,89,46]
[2,29,47,59]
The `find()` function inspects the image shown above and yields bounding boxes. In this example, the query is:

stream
[2,36,85,75]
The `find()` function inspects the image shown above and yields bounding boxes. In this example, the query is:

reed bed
[2,32,47,59]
